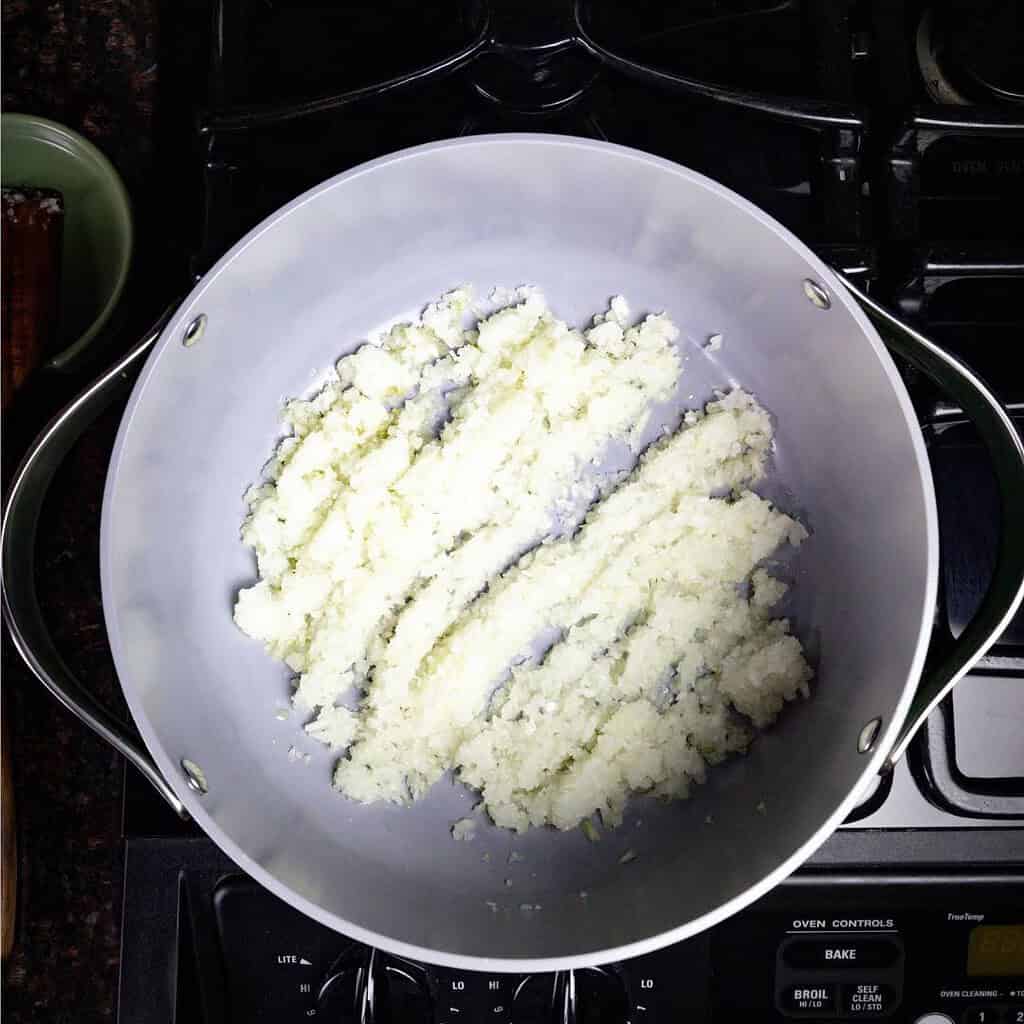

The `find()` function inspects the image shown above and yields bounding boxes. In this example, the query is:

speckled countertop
[2,405,129,1024]
[3,1,160,1019]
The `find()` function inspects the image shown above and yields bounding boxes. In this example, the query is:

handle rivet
[181,758,209,794]
[182,314,208,348]
[858,717,882,754]
[803,279,832,310]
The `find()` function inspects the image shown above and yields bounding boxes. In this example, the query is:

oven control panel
[210,875,1024,1023]
[711,879,1024,1024]
[774,926,905,1016]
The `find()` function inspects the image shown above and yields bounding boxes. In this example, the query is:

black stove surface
[119,823,1024,1024]
[119,0,1024,1020]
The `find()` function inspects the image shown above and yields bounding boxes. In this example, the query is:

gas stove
[117,0,1023,1021]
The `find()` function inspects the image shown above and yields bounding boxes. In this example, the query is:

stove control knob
[514,968,629,1024]
[317,945,369,1023]
[912,1015,954,1024]
[512,972,555,1021]
[318,948,432,1023]
[569,968,630,1024]
[376,957,433,1023]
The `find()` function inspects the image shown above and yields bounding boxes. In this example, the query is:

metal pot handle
[838,277,1024,768]
[1,305,188,818]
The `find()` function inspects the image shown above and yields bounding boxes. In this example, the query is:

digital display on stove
[967,924,1024,976]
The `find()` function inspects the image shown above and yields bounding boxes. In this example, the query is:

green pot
[2,113,134,369]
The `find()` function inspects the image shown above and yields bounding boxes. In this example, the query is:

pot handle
[838,277,1024,767]
[1,305,189,818]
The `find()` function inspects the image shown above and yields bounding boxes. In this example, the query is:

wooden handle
[2,186,65,410]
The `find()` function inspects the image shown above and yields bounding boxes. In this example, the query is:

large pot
[4,136,1023,971]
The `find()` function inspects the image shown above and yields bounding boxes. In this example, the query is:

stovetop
[113,0,1023,1020]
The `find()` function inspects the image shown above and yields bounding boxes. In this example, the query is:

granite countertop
[2,405,128,1024]
[3,0,160,1019]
